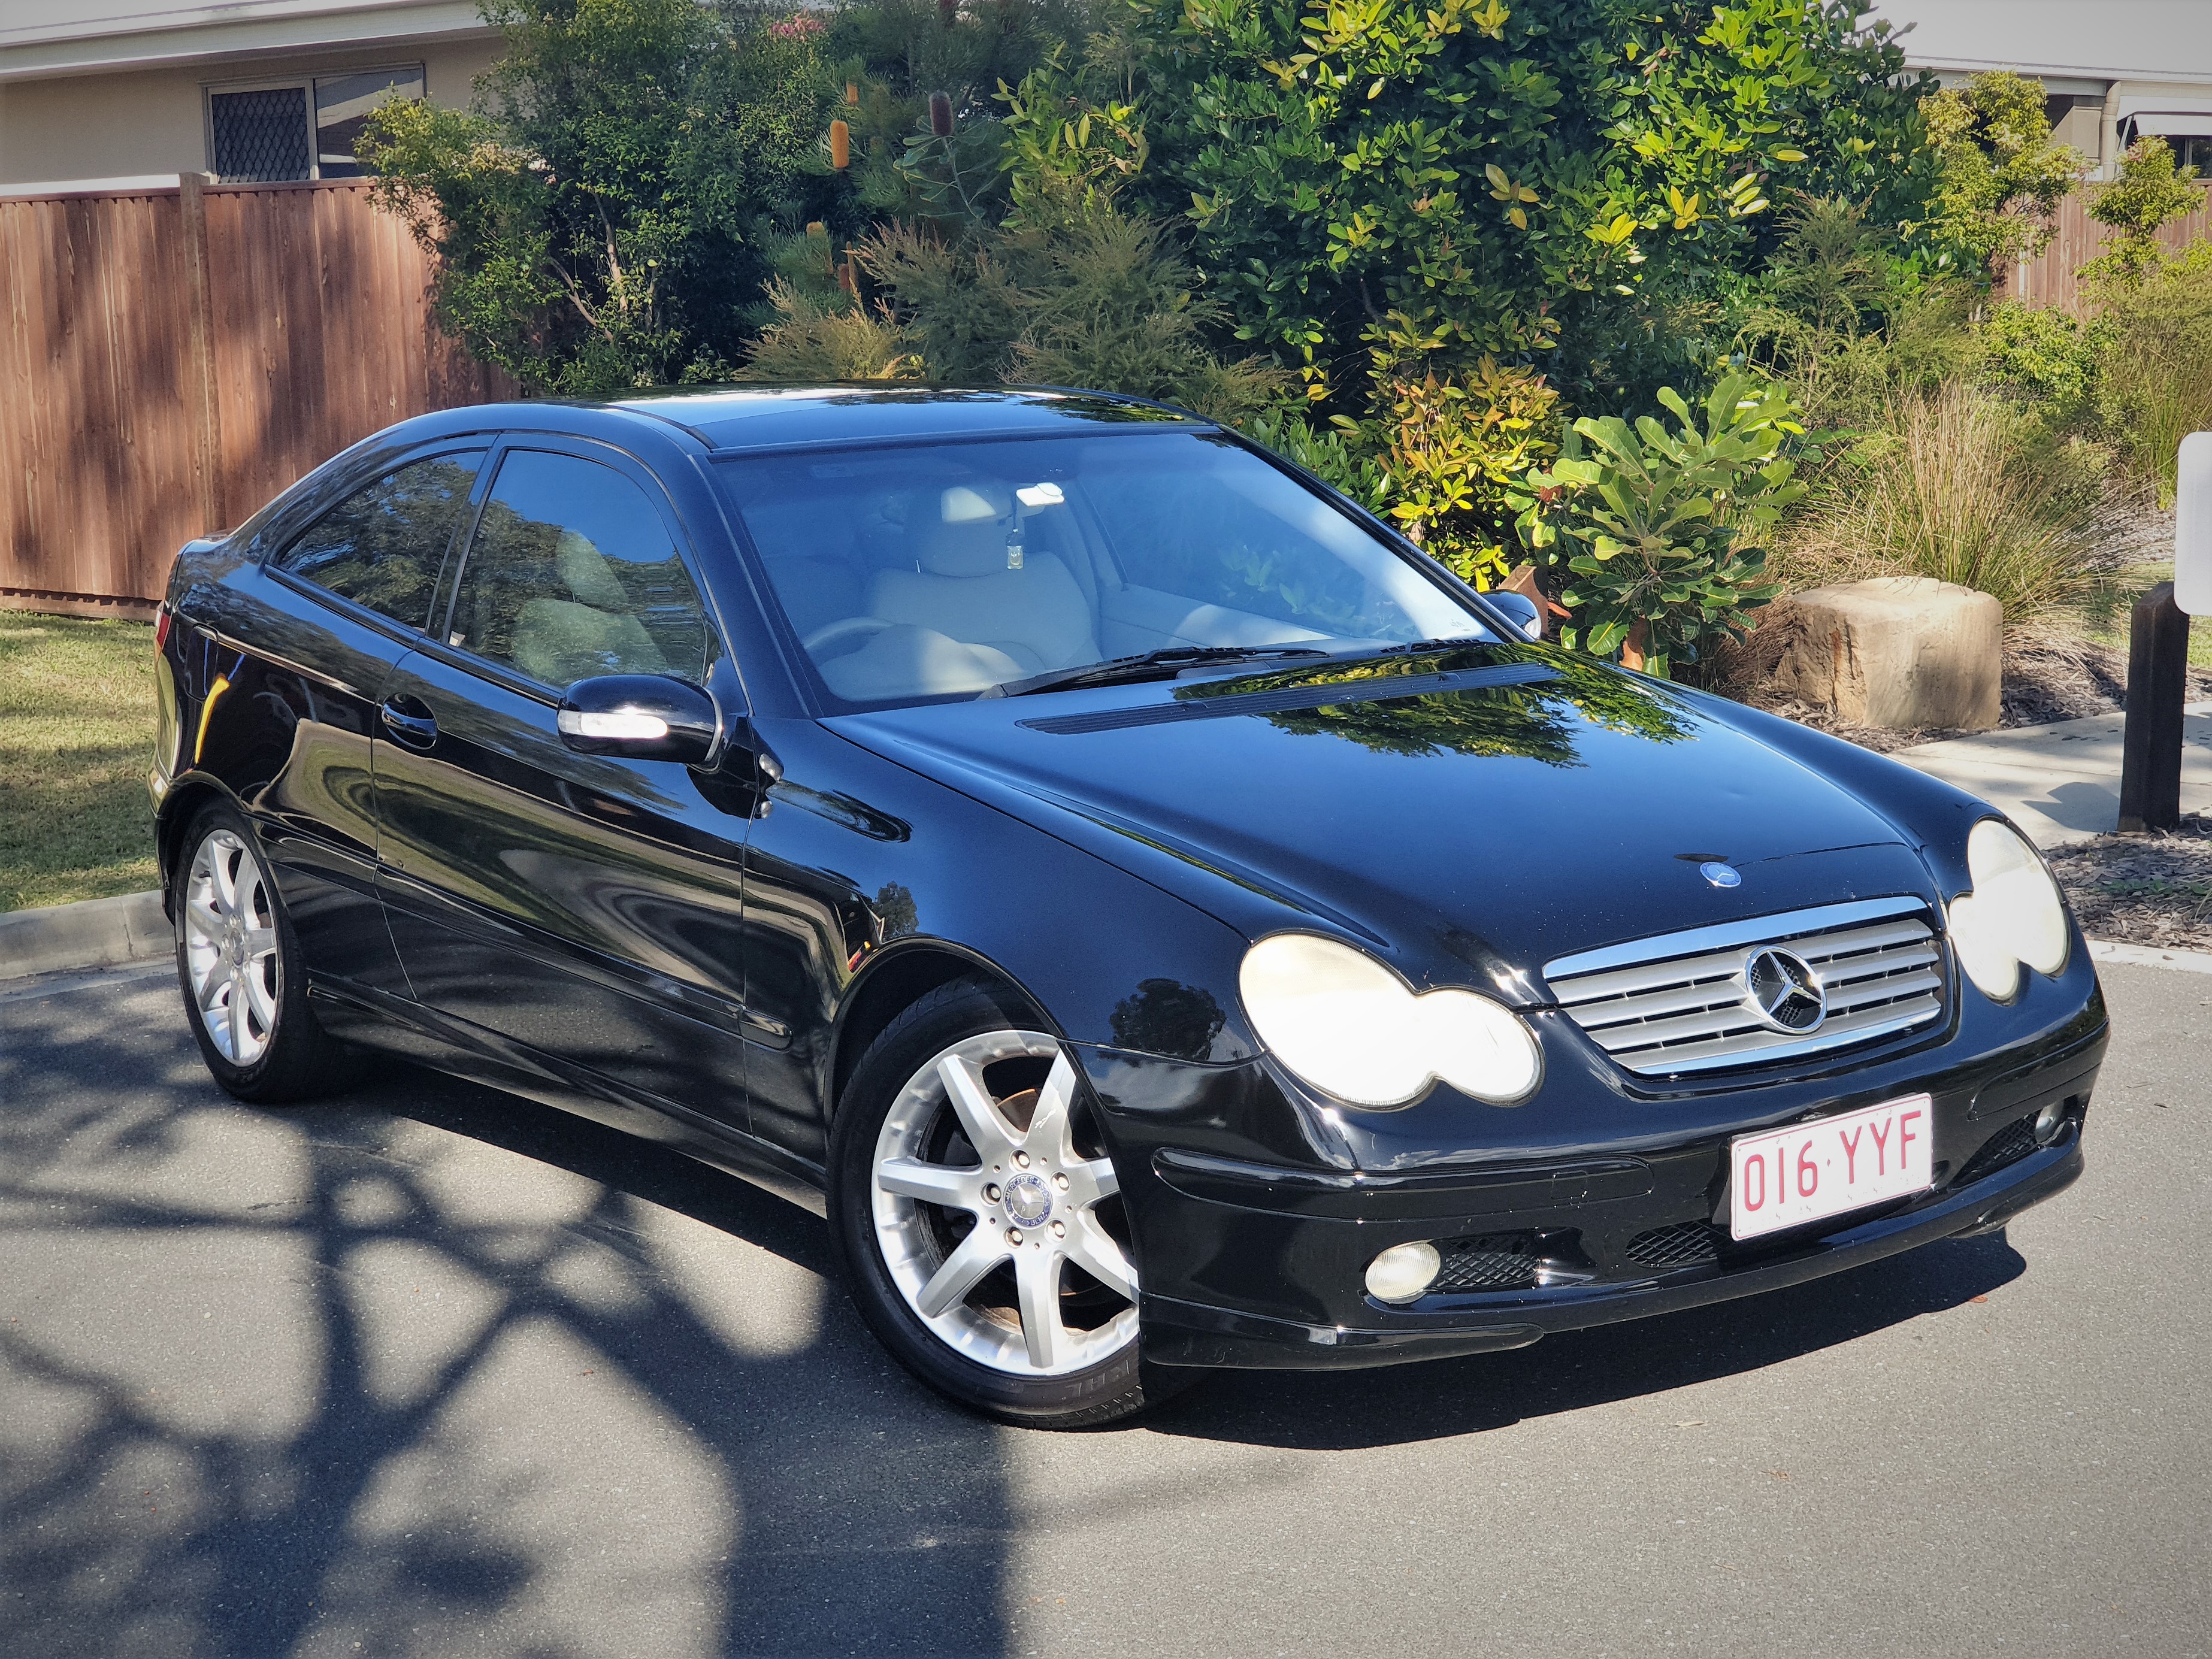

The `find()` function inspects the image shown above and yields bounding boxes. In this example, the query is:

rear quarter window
[271,451,485,629]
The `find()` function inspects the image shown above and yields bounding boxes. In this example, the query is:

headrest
[912,485,1015,578]
[555,529,628,610]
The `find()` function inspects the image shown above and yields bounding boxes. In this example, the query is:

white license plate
[1729,1094,1933,1242]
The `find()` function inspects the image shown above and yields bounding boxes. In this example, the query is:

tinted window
[447,450,707,688]
[273,451,483,628]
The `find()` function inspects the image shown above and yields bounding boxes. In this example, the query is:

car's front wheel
[174,801,358,1104]
[830,980,1184,1427]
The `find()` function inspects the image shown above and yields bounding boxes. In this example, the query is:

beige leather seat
[868,486,1099,677]
[510,529,667,686]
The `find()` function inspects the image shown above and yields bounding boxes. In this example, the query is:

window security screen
[209,87,312,183]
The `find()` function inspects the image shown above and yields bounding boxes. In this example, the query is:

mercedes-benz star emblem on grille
[1744,947,1827,1032]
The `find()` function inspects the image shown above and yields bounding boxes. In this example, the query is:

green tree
[1921,71,2083,270]
[362,0,840,394]
[2083,135,2204,287]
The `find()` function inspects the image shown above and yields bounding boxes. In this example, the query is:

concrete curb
[2088,938,2212,977]
[0,890,168,982]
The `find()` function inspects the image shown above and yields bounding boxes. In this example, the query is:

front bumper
[1085,1005,2106,1372]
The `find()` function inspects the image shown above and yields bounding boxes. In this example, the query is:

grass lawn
[0,613,159,912]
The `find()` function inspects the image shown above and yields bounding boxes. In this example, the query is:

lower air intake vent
[1956,1115,2041,1187]
[1432,1232,1541,1292]
[1544,896,1947,1077]
[1624,1221,1723,1271]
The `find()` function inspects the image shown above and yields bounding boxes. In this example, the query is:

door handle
[380,697,439,750]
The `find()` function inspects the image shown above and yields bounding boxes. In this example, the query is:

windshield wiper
[981,644,1332,699]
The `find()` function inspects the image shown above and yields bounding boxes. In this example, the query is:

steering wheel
[803,616,895,656]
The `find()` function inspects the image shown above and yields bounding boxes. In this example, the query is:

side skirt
[307,976,830,1218]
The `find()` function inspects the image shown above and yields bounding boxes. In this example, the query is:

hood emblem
[1744,947,1827,1033]
[1699,861,1742,888]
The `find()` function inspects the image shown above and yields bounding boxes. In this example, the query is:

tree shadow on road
[0,977,1013,1659]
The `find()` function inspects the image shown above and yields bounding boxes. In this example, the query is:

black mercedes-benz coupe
[151,387,2106,1425]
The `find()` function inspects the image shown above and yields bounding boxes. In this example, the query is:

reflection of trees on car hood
[1197,649,1695,765]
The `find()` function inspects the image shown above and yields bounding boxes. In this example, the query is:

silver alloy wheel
[871,1030,1138,1377]
[183,828,280,1067]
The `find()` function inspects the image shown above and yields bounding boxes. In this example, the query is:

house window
[205,67,424,183]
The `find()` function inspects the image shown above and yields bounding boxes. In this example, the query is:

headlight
[1237,933,1542,1107]
[1947,819,2070,1001]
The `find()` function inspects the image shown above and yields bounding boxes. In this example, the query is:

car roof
[609,385,1214,451]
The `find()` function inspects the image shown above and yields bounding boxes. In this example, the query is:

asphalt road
[2,959,2207,1659]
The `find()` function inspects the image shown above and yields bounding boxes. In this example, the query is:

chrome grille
[1543,896,1946,1077]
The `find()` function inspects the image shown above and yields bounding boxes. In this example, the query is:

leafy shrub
[1781,380,2105,617]
[745,189,1288,420]
[1735,195,1977,430]
[2092,243,2212,505]
[1239,411,1388,510]
[362,0,840,394]
[1369,361,1560,588]
[1523,373,1805,676]
[1123,0,1941,422]
[1978,301,2108,426]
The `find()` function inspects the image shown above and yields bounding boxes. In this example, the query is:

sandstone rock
[1765,577,2003,732]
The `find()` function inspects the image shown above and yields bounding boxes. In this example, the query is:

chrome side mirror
[556,674,721,766]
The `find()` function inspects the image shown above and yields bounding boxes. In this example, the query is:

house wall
[0,37,501,188]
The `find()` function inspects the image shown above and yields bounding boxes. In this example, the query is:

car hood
[828,646,1941,996]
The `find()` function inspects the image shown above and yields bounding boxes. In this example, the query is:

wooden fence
[1,177,512,616]
[2008,187,2212,313]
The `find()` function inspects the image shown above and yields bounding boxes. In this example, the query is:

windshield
[715,431,1485,708]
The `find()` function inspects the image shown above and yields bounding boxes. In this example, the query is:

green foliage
[1922,71,2083,268]
[1978,301,2108,425]
[745,188,1288,419]
[362,0,840,393]
[1524,373,1805,676]
[1240,410,1389,508]
[1122,0,1939,419]
[1365,360,1560,587]
[2083,136,2204,287]
[1734,195,1977,429]
[2092,242,2212,506]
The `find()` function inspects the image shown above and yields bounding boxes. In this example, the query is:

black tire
[172,800,362,1104]
[828,979,1199,1428]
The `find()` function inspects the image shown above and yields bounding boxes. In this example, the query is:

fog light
[2034,1101,2071,1146]
[1365,1241,1442,1304]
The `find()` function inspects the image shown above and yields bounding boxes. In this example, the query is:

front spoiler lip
[1140,1138,2083,1371]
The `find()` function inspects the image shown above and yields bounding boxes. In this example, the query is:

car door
[225,445,489,997]
[371,440,758,1129]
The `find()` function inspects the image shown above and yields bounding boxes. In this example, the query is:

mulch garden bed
[2044,816,2212,955]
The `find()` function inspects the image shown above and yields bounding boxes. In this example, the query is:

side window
[447,450,707,688]
[272,451,485,629]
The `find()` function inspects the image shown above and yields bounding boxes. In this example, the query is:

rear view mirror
[557,674,722,766]
[2178,431,2210,616]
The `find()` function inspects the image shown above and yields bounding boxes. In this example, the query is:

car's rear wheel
[175,801,359,1104]
[830,980,1190,1427]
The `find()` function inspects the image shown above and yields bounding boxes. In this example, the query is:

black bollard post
[2117,581,2187,832]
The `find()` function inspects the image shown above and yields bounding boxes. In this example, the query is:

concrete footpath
[1893,701,2212,849]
